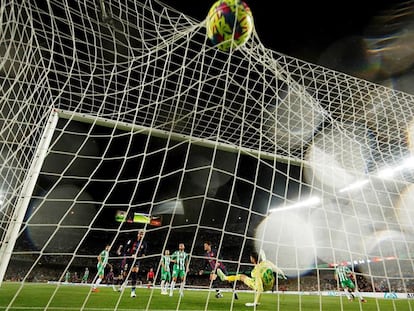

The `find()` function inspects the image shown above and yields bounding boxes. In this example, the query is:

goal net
[1,0,414,310]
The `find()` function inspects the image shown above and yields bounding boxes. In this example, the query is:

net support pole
[0,109,59,287]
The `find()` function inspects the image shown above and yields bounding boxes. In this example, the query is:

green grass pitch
[1,283,413,311]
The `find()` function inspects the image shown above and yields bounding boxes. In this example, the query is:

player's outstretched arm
[268,261,287,279]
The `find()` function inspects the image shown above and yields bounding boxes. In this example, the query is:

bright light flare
[269,196,320,213]
[255,209,315,277]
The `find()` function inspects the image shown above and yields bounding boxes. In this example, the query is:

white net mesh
[1,0,414,310]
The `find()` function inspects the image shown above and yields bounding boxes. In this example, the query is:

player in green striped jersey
[169,243,190,297]
[334,263,366,303]
[81,267,89,284]
[160,249,171,295]
[92,244,111,292]
[217,251,286,307]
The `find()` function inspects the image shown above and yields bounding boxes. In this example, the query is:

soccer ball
[206,0,254,52]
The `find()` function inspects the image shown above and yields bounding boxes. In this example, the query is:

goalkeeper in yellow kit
[217,251,287,307]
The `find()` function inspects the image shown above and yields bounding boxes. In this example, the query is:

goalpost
[0,109,59,287]
[1,0,414,310]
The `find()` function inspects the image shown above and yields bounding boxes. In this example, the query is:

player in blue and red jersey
[199,241,238,299]
[116,229,147,297]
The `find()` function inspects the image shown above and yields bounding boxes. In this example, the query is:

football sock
[226,275,241,282]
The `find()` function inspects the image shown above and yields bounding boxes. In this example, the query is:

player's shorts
[341,279,355,289]
[97,263,105,276]
[122,257,141,271]
[172,267,186,279]
[161,270,171,282]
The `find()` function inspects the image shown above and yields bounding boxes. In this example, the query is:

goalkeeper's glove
[278,274,287,280]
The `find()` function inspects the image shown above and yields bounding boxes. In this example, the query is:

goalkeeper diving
[216,250,287,307]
